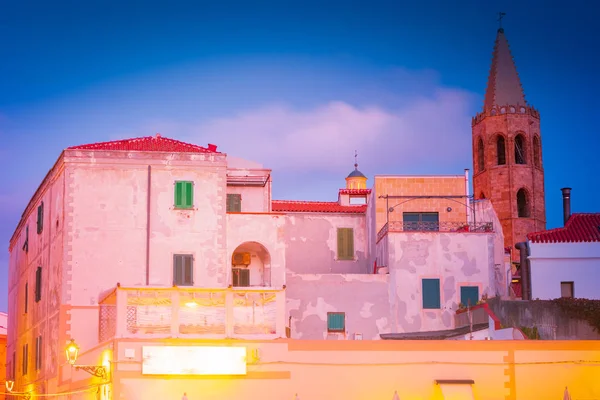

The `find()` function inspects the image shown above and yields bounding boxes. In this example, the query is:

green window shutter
[35,267,42,302]
[37,202,44,234]
[422,278,441,309]
[460,286,479,307]
[183,255,193,285]
[337,228,354,260]
[173,255,183,285]
[174,181,194,208]
[184,182,193,208]
[227,194,242,212]
[327,312,345,332]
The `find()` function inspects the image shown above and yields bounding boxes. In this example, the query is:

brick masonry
[472,110,546,260]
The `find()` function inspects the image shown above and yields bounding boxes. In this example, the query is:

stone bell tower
[471,26,546,260]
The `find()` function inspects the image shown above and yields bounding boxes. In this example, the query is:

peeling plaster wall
[65,150,227,349]
[226,213,286,288]
[7,164,65,390]
[386,232,494,333]
[472,199,510,298]
[286,273,391,339]
[283,213,367,274]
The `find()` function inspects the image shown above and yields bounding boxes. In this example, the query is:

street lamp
[65,339,108,379]
[4,380,31,399]
[5,380,14,392]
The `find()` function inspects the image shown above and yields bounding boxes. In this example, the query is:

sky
[0,0,598,312]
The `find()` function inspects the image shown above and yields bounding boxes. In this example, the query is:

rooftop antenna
[497,12,506,32]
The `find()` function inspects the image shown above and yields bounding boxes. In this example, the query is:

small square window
[560,282,574,298]
[422,278,441,309]
[227,193,242,212]
[327,312,345,332]
[173,254,194,286]
[174,181,194,209]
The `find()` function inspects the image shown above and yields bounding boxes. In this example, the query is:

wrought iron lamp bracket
[75,365,108,379]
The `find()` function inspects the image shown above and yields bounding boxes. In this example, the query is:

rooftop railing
[377,221,494,242]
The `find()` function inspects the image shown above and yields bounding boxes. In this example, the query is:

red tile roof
[68,134,219,153]
[272,200,367,214]
[338,188,372,195]
[528,213,600,243]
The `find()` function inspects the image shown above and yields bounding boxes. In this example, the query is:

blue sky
[1,0,598,312]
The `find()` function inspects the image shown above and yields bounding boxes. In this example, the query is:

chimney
[207,143,218,152]
[561,187,572,225]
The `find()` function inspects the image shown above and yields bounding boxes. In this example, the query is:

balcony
[377,221,494,242]
[98,286,286,342]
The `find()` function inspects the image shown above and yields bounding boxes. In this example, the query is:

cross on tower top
[498,12,506,32]
[354,150,358,169]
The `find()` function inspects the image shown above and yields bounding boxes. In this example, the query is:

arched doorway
[231,242,271,287]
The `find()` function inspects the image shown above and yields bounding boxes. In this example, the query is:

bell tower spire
[471,21,546,266]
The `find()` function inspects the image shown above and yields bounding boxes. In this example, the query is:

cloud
[184,87,476,175]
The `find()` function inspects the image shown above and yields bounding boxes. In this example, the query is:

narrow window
[22,225,29,253]
[336,228,354,260]
[533,136,541,168]
[35,266,42,302]
[496,136,506,165]
[37,202,44,234]
[517,188,530,218]
[560,282,574,298]
[22,343,28,375]
[226,193,242,212]
[12,351,16,379]
[35,335,42,370]
[403,212,439,231]
[515,134,526,164]
[422,278,441,309]
[460,286,479,307]
[327,312,345,332]
[477,138,485,172]
[173,254,194,286]
[232,268,250,287]
[174,181,194,209]
[25,282,28,314]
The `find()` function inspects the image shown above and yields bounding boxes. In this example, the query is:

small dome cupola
[345,151,368,189]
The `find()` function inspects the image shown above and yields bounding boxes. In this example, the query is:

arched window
[517,188,530,218]
[496,135,506,165]
[533,136,541,168]
[477,138,485,172]
[515,134,526,164]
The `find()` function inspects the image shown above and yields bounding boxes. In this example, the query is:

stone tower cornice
[472,104,540,127]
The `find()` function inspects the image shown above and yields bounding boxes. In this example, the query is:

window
[226,193,242,212]
[460,286,479,307]
[24,282,28,314]
[174,181,194,209]
[232,268,250,287]
[327,312,345,332]
[336,228,354,260]
[515,134,526,164]
[517,188,530,218]
[173,254,193,286]
[422,278,441,309]
[560,282,574,298]
[403,212,439,231]
[12,351,16,379]
[22,344,28,375]
[35,266,42,302]
[496,136,506,165]
[477,138,485,172]
[533,136,541,168]
[349,196,367,205]
[22,225,29,253]
[35,335,42,370]
[37,202,44,234]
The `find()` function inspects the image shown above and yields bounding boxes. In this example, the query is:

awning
[435,380,475,400]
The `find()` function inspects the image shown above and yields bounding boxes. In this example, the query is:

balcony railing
[98,286,286,342]
[377,221,494,242]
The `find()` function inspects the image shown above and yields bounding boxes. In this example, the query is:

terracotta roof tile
[272,200,367,214]
[528,213,600,243]
[338,189,372,195]
[68,134,219,153]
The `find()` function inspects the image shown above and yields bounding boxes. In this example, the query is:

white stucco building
[528,213,600,300]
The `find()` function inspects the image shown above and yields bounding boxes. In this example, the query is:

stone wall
[487,297,600,340]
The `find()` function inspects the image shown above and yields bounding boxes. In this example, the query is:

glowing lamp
[65,339,80,365]
[5,380,14,392]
